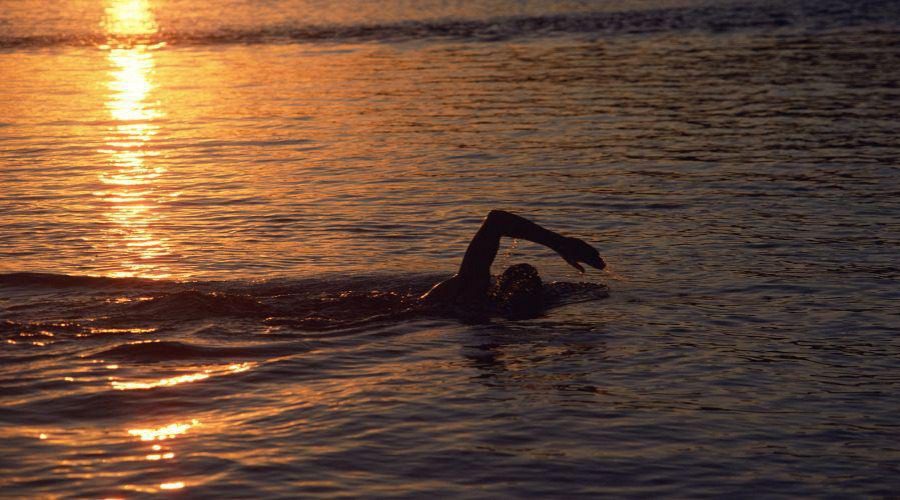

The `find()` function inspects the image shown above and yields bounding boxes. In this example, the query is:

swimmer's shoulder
[420,274,493,306]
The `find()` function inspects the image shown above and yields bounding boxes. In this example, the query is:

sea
[1,0,899,497]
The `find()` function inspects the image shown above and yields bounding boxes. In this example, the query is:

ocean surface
[2,0,900,496]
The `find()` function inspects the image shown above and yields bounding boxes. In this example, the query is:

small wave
[0,319,83,335]
[4,385,211,423]
[2,0,896,49]
[545,281,610,306]
[91,340,295,362]
[2,271,608,329]
[119,290,272,320]
[0,272,165,290]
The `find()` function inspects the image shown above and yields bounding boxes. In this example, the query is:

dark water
[2,0,900,496]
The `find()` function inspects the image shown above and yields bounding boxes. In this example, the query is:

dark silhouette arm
[457,210,566,282]
[421,210,605,303]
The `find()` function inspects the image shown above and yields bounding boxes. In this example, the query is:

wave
[91,340,297,361]
[2,0,897,49]
[0,271,608,331]
[1,377,224,423]
[0,272,166,289]
[119,290,274,320]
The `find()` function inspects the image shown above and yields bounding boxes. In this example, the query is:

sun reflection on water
[127,417,193,491]
[111,362,256,390]
[96,0,172,279]
[128,419,199,441]
[103,0,159,39]
[113,372,210,390]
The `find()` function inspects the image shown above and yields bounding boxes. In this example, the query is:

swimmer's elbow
[486,209,512,223]
[483,210,519,236]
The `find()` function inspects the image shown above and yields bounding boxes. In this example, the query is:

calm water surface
[2,0,899,497]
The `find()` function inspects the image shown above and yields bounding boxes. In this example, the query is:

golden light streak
[113,372,210,390]
[228,362,253,374]
[159,481,185,490]
[103,0,158,37]
[18,331,54,338]
[96,0,172,279]
[108,297,154,304]
[128,419,199,441]
[85,326,157,334]
[110,362,256,390]
[106,48,161,123]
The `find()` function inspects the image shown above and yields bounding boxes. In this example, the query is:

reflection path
[95,1,194,494]
[96,0,172,278]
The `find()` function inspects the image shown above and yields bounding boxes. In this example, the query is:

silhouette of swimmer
[421,210,605,318]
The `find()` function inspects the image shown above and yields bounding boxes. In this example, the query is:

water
[2,0,900,496]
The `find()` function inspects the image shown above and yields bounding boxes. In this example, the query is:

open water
[2,0,900,496]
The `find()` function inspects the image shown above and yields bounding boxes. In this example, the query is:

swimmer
[421,210,605,317]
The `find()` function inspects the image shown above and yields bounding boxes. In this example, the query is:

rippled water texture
[2,0,900,497]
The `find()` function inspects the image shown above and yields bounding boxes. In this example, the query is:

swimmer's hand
[556,237,605,274]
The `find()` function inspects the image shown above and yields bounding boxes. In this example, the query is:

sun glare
[128,419,200,441]
[111,363,256,390]
[112,372,211,390]
[106,49,159,123]
[104,0,159,38]
[96,0,172,279]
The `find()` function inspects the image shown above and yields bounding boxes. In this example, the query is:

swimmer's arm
[458,209,606,280]
[421,210,605,303]
[422,210,552,302]
[456,210,567,282]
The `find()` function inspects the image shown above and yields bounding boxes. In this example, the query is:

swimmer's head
[492,263,545,319]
